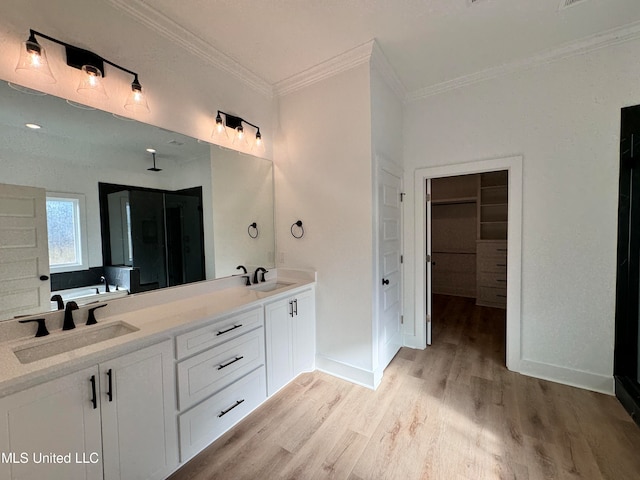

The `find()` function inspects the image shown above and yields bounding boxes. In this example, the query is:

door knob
[382,278,389,285]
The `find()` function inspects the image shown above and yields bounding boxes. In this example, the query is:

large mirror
[0,80,275,321]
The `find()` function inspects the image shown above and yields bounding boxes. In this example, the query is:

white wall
[403,37,640,393]
[275,63,375,381]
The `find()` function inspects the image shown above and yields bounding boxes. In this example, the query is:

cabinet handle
[218,356,244,370]
[496,279,506,283]
[218,399,245,418]
[217,324,242,336]
[496,264,507,267]
[497,248,507,252]
[293,299,298,316]
[289,301,294,317]
[106,369,113,402]
[497,294,507,298]
[382,278,389,285]
[90,375,97,409]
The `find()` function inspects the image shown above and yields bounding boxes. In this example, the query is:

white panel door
[378,168,403,369]
[0,366,103,480]
[0,183,50,318]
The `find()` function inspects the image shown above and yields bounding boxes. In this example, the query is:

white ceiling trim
[370,41,407,101]
[105,0,273,98]
[273,40,375,97]
[406,19,640,103]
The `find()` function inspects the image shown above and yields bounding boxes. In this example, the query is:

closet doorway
[413,156,523,371]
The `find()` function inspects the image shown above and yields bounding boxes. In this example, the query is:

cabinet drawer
[477,241,507,258]
[177,327,265,410]
[477,256,508,273]
[477,271,507,289]
[477,286,507,308]
[176,306,263,359]
[178,367,266,462]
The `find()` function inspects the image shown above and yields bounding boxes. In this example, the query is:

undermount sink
[13,322,139,364]
[249,281,295,293]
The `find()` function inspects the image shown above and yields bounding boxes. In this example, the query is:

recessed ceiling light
[25,123,41,129]
[146,148,156,153]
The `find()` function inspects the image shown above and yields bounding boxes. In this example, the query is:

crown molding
[370,41,407,101]
[105,0,273,98]
[406,20,640,103]
[273,40,375,97]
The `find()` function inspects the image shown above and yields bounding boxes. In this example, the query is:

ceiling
[111,0,640,97]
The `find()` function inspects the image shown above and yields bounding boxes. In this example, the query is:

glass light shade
[211,115,228,141]
[124,85,150,113]
[15,41,56,84]
[77,65,107,100]
[252,131,266,155]
[232,126,249,147]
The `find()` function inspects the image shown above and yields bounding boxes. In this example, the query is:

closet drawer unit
[477,257,508,274]
[477,271,508,289]
[477,241,508,258]
[178,366,267,462]
[477,286,507,307]
[176,306,263,360]
[177,327,265,410]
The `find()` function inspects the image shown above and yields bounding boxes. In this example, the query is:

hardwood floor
[168,295,640,480]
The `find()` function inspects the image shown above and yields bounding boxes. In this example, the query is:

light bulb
[232,125,249,147]
[77,65,107,100]
[124,79,150,113]
[211,113,229,141]
[252,130,266,155]
[15,40,56,84]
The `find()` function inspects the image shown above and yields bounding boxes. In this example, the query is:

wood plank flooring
[168,295,640,480]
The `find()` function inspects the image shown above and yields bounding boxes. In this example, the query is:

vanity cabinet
[175,306,267,462]
[0,340,177,480]
[264,288,316,396]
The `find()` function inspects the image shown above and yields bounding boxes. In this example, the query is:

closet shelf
[432,251,476,255]
[431,196,477,205]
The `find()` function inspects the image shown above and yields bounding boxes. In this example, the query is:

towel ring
[248,222,258,239]
[291,220,304,239]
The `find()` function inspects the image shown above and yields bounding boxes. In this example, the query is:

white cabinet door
[264,298,293,396]
[0,183,51,319]
[292,289,316,376]
[100,340,178,480]
[0,366,103,480]
[265,288,316,396]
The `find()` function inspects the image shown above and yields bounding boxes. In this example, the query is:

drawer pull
[496,264,507,267]
[497,294,507,298]
[496,279,506,283]
[106,368,113,402]
[217,324,242,336]
[497,248,507,252]
[218,399,245,417]
[218,356,244,370]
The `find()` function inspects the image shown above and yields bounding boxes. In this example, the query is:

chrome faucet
[63,301,78,331]
[253,267,268,284]
[100,275,110,293]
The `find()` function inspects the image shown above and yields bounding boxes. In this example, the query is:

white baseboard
[519,359,614,395]
[315,355,380,390]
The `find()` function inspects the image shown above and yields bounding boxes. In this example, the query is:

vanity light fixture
[212,110,265,153]
[16,29,150,113]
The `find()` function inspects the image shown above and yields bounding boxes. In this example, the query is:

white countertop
[0,269,316,398]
